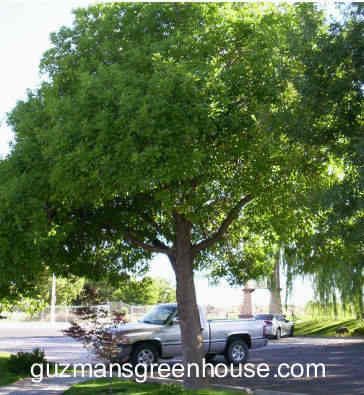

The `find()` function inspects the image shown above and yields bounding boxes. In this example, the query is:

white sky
[0,0,315,309]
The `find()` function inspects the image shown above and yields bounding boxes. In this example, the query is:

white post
[50,273,56,324]
[240,280,255,318]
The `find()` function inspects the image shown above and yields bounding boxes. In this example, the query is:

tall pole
[50,273,56,324]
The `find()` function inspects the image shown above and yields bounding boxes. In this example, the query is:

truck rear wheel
[225,339,249,365]
[130,343,159,367]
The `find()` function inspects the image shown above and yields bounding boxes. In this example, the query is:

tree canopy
[1,3,357,386]
[2,3,328,292]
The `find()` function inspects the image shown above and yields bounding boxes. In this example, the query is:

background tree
[283,4,363,319]
[73,275,175,306]
[2,3,341,386]
[218,4,364,320]
[0,271,85,318]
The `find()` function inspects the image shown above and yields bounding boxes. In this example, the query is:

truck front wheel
[130,343,159,367]
[225,339,249,365]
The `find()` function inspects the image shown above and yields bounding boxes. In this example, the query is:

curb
[145,376,307,395]
[211,383,307,395]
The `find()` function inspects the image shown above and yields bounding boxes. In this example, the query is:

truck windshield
[140,305,176,325]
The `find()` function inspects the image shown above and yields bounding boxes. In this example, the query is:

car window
[255,314,273,320]
[141,305,176,325]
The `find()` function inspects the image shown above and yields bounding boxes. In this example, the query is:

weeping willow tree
[287,244,363,319]
[282,4,364,320]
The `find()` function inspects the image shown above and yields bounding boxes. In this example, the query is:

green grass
[64,379,246,395]
[294,318,364,337]
[0,353,23,386]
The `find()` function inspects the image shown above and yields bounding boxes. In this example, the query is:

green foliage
[4,273,173,315]
[7,349,46,375]
[74,279,116,305]
[13,297,48,319]
[0,299,12,315]
[55,276,85,305]
[112,277,175,305]
[303,300,357,320]
[0,353,23,386]
[73,276,175,306]
[1,273,85,317]
[1,4,333,295]
[153,278,176,303]
[277,5,364,317]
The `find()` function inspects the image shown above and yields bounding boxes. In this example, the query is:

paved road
[0,322,94,364]
[0,322,363,394]
[223,337,364,395]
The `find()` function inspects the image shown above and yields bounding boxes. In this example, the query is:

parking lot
[0,322,363,394]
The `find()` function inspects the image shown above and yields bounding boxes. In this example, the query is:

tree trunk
[355,276,363,320]
[332,292,338,320]
[269,251,282,314]
[170,212,206,388]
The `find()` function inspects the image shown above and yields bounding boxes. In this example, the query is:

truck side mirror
[171,317,180,325]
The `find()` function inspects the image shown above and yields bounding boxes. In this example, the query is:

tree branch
[124,231,171,255]
[192,194,253,254]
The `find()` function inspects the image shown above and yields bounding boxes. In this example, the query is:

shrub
[7,348,47,374]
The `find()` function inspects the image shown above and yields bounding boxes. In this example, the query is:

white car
[255,313,294,339]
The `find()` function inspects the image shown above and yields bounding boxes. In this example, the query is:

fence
[4,302,245,323]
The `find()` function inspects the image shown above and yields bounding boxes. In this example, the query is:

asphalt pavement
[223,337,364,395]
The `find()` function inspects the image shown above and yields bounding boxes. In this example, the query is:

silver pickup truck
[107,303,267,366]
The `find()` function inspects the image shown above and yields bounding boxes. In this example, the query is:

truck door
[158,314,182,357]
[159,307,210,357]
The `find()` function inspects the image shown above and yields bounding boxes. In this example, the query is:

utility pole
[50,273,56,324]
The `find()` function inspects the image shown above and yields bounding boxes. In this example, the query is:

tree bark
[355,276,363,320]
[170,212,206,388]
[269,251,282,314]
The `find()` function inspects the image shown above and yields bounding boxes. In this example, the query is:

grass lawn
[0,353,22,386]
[64,379,246,395]
[294,318,364,337]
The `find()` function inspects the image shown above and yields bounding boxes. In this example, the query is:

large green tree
[2,3,333,386]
